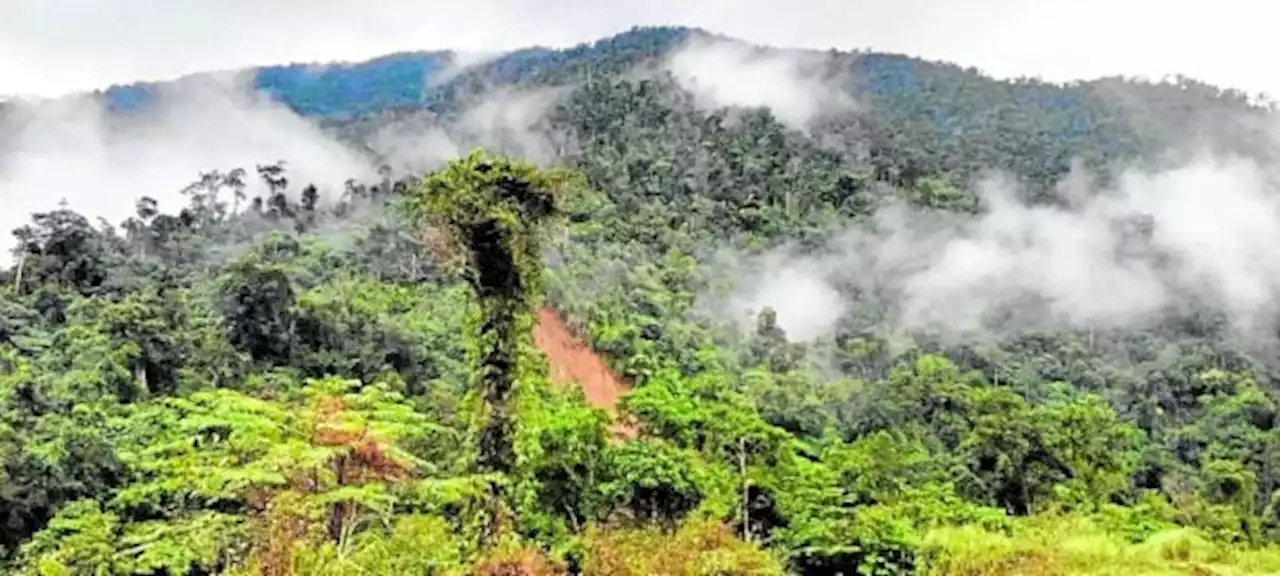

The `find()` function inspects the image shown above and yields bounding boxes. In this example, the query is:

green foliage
[6,29,1280,576]
[403,149,578,548]
[581,518,785,575]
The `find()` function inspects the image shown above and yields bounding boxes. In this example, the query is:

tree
[404,149,570,545]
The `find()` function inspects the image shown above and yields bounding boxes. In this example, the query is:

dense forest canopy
[5,25,1280,575]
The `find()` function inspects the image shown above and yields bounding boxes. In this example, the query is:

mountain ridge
[32,25,1269,124]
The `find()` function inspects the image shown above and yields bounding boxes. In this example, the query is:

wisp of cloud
[665,35,857,133]
[721,147,1280,344]
[0,72,374,259]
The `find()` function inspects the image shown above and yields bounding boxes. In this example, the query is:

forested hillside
[6,26,1280,575]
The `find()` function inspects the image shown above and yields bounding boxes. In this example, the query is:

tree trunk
[740,437,751,543]
[12,251,25,292]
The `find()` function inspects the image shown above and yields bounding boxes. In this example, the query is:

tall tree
[406,148,568,545]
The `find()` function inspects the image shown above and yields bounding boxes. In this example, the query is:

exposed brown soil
[533,307,636,438]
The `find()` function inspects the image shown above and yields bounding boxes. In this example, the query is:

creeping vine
[406,148,569,546]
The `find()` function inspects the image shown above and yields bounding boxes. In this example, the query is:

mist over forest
[4,24,1280,575]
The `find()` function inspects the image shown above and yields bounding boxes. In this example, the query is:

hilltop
[37,26,1265,211]
[3,25,1280,575]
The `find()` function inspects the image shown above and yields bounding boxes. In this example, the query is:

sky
[1,0,1275,99]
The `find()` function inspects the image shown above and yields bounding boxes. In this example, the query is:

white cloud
[723,150,1280,342]
[1,1,1274,100]
[0,73,374,257]
[0,52,579,260]
[666,36,856,131]
[456,86,568,163]
[724,247,848,342]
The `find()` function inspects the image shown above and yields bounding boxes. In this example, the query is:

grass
[919,515,1280,575]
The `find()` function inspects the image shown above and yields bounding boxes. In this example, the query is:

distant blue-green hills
[52,25,1278,180]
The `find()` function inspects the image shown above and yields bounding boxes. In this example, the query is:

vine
[405,148,570,546]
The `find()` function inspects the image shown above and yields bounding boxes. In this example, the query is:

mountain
[4,25,1280,575]
[87,26,1277,190]
[94,27,692,116]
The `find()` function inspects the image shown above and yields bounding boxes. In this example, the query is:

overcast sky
[1,0,1275,99]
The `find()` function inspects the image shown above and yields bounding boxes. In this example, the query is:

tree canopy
[5,25,1280,576]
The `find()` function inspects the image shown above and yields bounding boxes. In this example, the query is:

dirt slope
[533,307,634,436]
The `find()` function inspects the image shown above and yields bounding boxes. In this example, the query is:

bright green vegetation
[5,27,1280,575]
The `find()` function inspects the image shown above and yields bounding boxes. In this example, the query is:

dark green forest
[5,26,1280,575]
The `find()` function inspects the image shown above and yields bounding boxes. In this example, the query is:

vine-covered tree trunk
[469,219,523,477]
[408,149,566,547]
